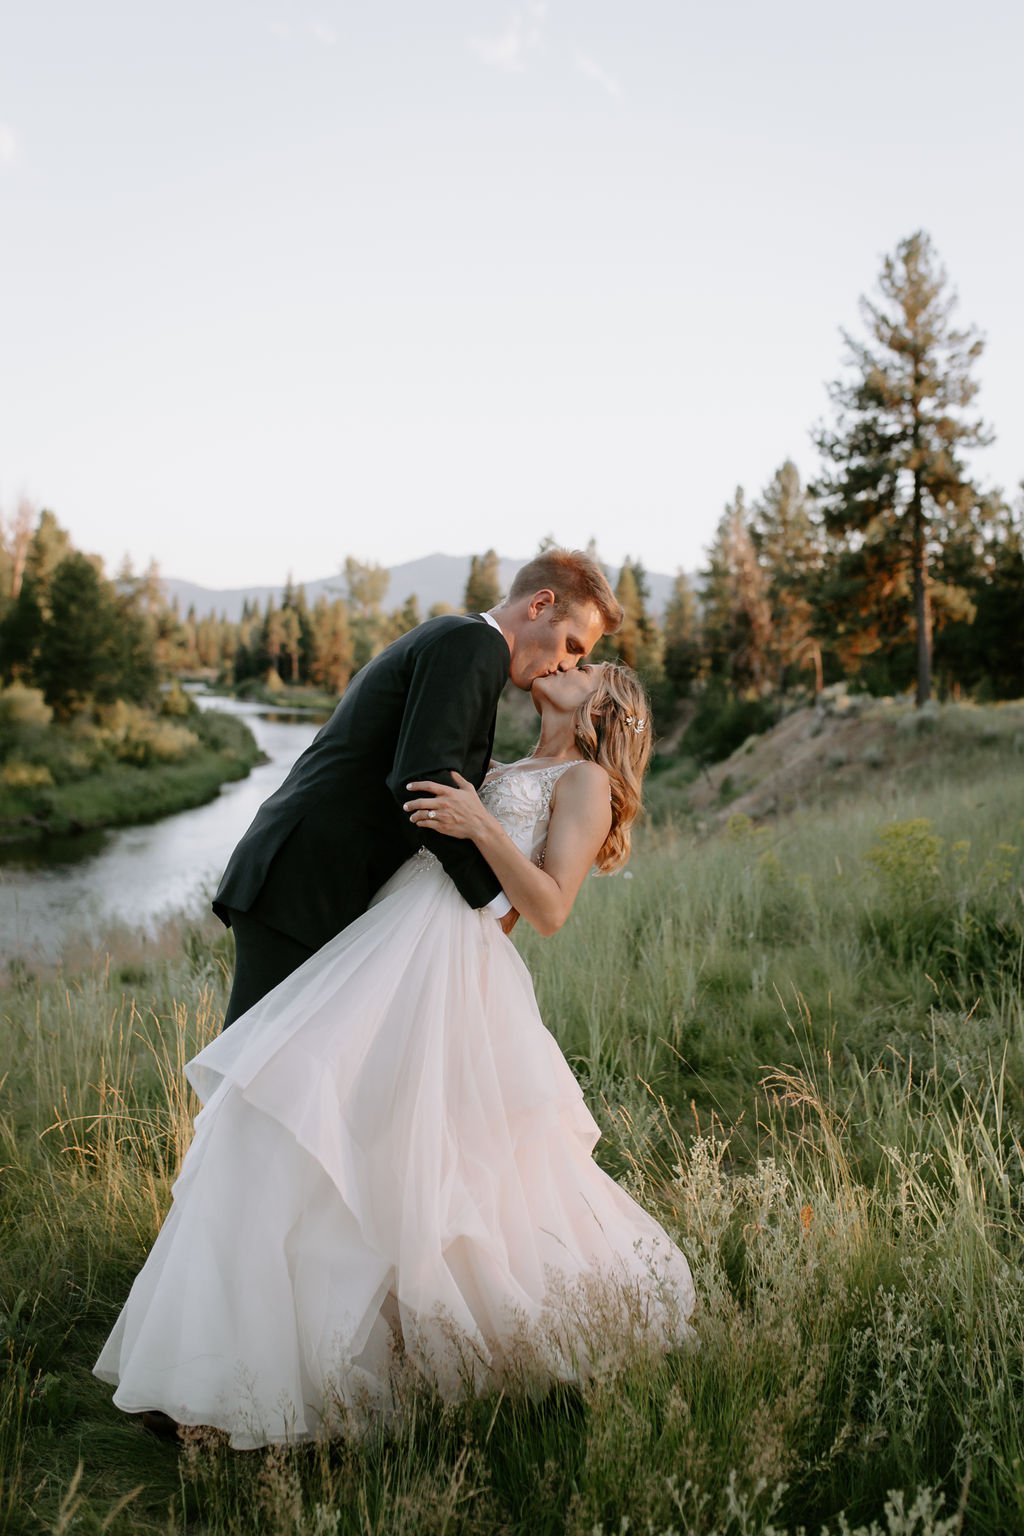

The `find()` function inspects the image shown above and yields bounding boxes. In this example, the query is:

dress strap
[485,758,587,786]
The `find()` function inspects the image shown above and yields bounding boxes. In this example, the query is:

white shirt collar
[479,611,503,635]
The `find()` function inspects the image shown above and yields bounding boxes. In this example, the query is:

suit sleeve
[385,625,509,909]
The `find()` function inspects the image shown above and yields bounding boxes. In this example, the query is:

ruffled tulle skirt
[93,852,696,1447]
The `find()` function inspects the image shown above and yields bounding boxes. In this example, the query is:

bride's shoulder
[552,759,611,807]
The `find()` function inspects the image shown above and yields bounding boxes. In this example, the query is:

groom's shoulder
[409,614,508,660]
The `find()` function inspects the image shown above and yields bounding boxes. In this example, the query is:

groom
[213,548,622,1027]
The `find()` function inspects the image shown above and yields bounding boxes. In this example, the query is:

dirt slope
[686,692,1024,822]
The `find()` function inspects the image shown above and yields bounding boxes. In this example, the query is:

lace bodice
[479,760,586,865]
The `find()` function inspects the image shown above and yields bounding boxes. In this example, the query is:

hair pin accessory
[624,714,647,733]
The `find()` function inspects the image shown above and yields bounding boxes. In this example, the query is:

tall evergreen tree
[35,553,155,712]
[954,484,1024,699]
[278,607,302,683]
[0,579,43,680]
[662,571,701,698]
[609,560,643,670]
[608,558,663,681]
[700,489,773,694]
[394,593,422,636]
[750,459,824,693]
[0,509,73,679]
[344,558,390,671]
[463,550,502,613]
[813,230,995,704]
[262,597,286,679]
[309,596,354,694]
[292,584,315,684]
[0,499,35,603]
[23,509,72,601]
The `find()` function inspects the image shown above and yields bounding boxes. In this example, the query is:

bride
[94,660,696,1447]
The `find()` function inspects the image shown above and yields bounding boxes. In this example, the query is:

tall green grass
[1,763,1021,1533]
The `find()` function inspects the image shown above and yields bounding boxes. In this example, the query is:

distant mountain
[162,553,681,622]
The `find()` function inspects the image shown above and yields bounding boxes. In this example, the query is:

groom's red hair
[508,549,623,633]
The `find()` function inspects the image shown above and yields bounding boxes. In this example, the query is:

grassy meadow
[1,705,1022,1535]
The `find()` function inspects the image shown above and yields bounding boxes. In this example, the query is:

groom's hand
[499,908,520,936]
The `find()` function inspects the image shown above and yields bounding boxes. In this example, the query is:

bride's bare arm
[403,766,612,937]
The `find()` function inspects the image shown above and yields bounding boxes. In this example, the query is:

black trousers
[221,907,316,1030]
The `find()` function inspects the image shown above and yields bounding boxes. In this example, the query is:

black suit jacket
[213,614,510,951]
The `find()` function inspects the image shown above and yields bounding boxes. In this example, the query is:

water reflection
[0,695,329,961]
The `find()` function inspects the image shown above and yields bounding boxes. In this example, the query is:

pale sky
[1,0,1022,589]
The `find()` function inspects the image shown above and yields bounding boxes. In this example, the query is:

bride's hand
[403,771,492,841]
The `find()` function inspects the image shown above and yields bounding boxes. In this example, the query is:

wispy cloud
[574,51,623,102]
[309,20,337,47]
[0,123,16,167]
[469,1,546,74]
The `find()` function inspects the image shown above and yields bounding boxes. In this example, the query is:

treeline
[191,554,504,694]
[167,560,428,696]
[0,509,168,716]
[0,514,261,837]
[2,230,1022,731]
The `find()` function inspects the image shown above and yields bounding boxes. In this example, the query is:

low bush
[0,760,54,789]
[683,691,779,765]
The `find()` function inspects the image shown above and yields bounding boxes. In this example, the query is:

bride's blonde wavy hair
[569,663,653,873]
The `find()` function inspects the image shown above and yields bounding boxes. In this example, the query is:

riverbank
[0,701,263,846]
[228,678,340,713]
[0,699,319,962]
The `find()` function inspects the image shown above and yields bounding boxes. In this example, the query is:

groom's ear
[527,589,557,619]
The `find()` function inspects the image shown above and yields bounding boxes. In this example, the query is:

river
[0,696,327,963]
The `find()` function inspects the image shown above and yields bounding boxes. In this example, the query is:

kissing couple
[95,547,697,1447]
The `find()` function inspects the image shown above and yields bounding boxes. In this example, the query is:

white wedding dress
[94,761,696,1447]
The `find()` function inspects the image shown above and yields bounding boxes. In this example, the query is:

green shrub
[683,692,778,765]
[93,701,199,765]
[193,708,262,759]
[0,683,53,764]
[160,681,199,718]
[0,760,54,788]
[0,682,53,734]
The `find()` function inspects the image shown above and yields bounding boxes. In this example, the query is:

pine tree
[392,594,422,638]
[0,499,35,603]
[35,553,155,713]
[700,489,773,694]
[344,558,390,671]
[750,460,823,694]
[813,230,995,704]
[463,550,502,613]
[292,585,315,684]
[23,509,72,601]
[309,596,353,694]
[955,484,1024,699]
[662,571,701,698]
[610,561,643,670]
[602,558,663,682]
[0,509,72,679]
[262,598,286,680]
[279,608,302,683]
[0,579,43,680]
